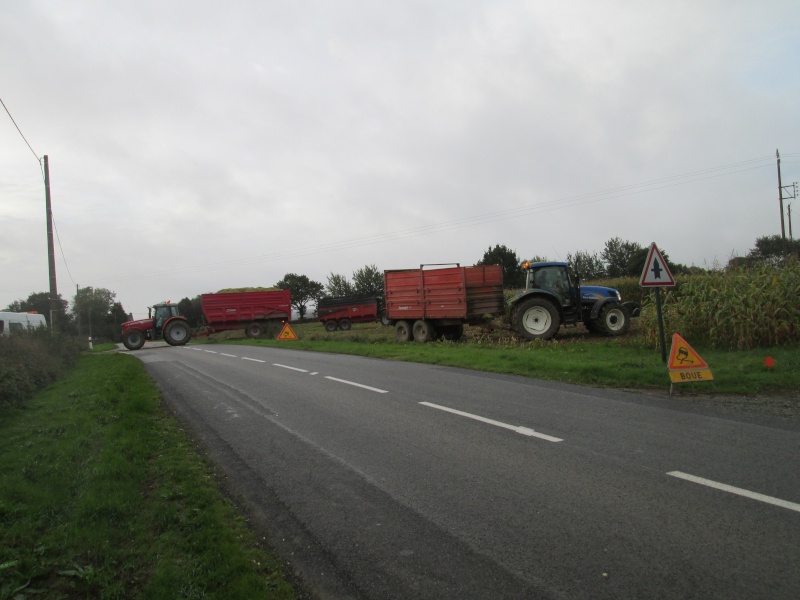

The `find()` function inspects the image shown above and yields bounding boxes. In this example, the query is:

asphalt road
[132,342,800,599]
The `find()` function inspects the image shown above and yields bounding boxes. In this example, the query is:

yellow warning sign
[667,333,709,370]
[277,323,299,341]
[669,369,714,383]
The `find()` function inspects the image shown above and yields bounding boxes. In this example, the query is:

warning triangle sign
[277,323,299,341]
[667,333,709,370]
[640,243,676,287]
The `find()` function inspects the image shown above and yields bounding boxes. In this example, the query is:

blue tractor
[509,261,637,341]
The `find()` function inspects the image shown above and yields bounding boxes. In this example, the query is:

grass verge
[0,353,297,600]
[204,321,800,399]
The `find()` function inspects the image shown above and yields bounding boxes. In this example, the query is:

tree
[352,264,384,296]
[325,273,355,297]
[178,295,205,327]
[745,235,800,265]
[477,244,525,288]
[566,250,606,280]
[4,291,73,333]
[275,273,324,319]
[72,287,123,341]
[602,237,643,278]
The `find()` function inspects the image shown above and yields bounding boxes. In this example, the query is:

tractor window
[154,306,171,329]
[534,267,570,305]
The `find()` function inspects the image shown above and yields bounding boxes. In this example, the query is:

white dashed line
[667,471,800,513]
[420,402,563,441]
[324,376,388,394]
[204,350,218,354]
[274,363,309,373]
[242,357,266,363]
[220,353,237,358]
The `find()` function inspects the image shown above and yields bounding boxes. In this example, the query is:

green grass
[202,320,800,397]
[0,353,297,600]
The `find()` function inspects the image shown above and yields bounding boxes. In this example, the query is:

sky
[2,0,799,318]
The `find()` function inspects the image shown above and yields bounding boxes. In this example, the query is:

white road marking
[274,363,309,373]
[204,350,217,354]
[220,353,237,358]
[242,357,266,363]
[420,402,563,442]
[309,372,319,376]
[667,471,800,513]
[325,376,388,394]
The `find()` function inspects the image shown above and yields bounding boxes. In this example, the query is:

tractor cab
[151,302,181,334]
[522,261,578,308]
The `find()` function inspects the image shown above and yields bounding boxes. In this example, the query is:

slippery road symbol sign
[277,323,299,341]
[667,333,709,370]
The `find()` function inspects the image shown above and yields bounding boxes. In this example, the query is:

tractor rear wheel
[513,297,561,340]
[324,320,338,332]
[395,320,412,342]
[598,303,630,336]
[164,320,192,346]
[122,329,146,351]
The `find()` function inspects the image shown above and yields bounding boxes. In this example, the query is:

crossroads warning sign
[277,323,299,341]
[640,243,676,287]
[667,333,713,383]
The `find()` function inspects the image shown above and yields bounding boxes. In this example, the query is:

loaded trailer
[317,295,385,332]
[200,290,291,338]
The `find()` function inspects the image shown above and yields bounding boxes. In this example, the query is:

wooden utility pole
[44,155,59,330]
[777,149,786,240]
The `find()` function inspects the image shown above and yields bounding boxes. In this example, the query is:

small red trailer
[383,264,504,342]
[317,295,384,332]
[200,290,291,338]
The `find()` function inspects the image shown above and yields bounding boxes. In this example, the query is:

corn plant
[640,257,800,350]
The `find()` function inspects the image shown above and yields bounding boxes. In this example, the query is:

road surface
[132,343,800,599]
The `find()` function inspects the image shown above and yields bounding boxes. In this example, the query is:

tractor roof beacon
[509,261,636,341]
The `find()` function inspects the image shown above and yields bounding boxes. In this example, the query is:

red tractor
[121,301,192,351]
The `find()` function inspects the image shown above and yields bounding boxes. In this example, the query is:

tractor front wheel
[598,303,630,336]
[513,297,561,340]
[122,329,146,351]
[164,320,192,346]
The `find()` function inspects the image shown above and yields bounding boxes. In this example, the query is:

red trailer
[317,295,382,332]
[384,264,504,342]
[200,290,291,338]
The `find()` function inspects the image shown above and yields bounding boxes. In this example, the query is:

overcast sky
[2,0,798,318]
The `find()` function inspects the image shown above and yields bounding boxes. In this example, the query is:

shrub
[0,330,81,408]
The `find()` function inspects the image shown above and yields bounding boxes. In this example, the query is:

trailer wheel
[246,321,264,338]
[164,320,192,346]
[513,297,561,340]
[122,329,146,351]
[413,319,436,343]
[324,320,338,332]
[395,320,412,342]
[380,310,391,326]
[338,318,352,331]
[598,303,630,336]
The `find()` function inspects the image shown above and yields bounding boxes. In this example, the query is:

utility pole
[44,155,59,331]
[781,182,796,241]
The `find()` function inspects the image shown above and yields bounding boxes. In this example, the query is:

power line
[0,96,43,173]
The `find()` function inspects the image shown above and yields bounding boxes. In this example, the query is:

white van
[0,311,48,336]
